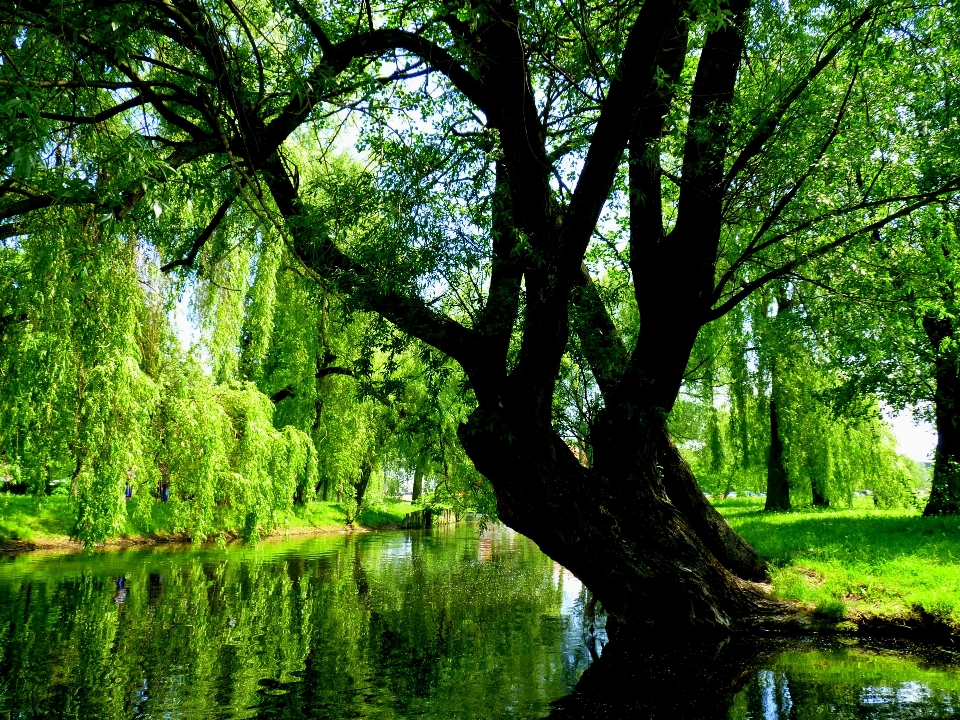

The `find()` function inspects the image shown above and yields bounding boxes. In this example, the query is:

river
[0,523,957,718]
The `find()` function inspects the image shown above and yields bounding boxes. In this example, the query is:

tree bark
[460,407,784,632]
[764,397,791,511]
[924,351,960,515]
[412,466,424,502]
[656,429,767,581]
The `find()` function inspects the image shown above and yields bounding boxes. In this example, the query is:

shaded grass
[715,497,960,625]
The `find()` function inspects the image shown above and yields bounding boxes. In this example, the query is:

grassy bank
[715,496,960,627]
[0,493,414,549]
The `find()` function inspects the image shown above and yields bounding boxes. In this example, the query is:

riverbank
[0,494,415,552]
[715,496,960,638]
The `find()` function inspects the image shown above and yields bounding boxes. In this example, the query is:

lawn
[0,493,415,546]
[715,496,960,625]
[0,494,75,542]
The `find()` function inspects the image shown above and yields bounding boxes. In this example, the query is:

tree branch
[723,5,873,186]
[558,0,687,272]
[262,155,480,370]
[37,95,146,125]
[713,56,863,304]
[160,189,239,272]
[270,366,355,403]
[706,192,960,321]
[570,264,629,397]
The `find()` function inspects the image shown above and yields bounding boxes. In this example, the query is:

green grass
[0,494,75,542]
[357,498,414,527]
[715,496,960,626]
[1,493,417,546]
[282,498,414,531]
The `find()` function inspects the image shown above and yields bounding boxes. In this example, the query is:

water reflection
[0,526,957,719]
[549,634,960,719]
[0,525,591,719]
[731,640,960,719]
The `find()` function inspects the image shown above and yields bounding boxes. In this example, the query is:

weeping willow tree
[0,208,317,544]
[672,285,923,509]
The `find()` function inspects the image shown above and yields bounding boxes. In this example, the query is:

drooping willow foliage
[0,209,314,544]
[0,166,492,544]
[670,287,925,508]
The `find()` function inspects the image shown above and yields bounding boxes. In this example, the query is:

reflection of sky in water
[862,681,931,705]
[554,561,606,682]
[758,670,793,719]
[736,656,960,720]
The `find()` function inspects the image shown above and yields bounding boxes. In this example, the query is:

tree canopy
[3,0,960,630]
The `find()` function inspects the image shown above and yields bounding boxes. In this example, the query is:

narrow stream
[0,524,956,718]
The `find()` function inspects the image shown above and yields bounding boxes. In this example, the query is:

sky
[885,408,937,463]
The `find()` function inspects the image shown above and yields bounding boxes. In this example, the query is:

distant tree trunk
[764,292,793,513]
[764,397,790,511]
[924,337,960,515]
[354,460,373,515]
[811,475,829,508]
[412,466,424,502]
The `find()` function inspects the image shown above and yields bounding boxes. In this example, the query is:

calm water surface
[0,524,957,718]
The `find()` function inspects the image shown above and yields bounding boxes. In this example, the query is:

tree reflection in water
[548,633,769,718]
[550,633,960,720]
[1,527,959,719]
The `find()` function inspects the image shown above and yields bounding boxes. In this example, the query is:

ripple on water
[0,525,957,719]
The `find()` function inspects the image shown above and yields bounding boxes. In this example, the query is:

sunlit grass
[1,493,417,545]
[715,496,960,625]
[0,494,75,542]
[357,498,414,527]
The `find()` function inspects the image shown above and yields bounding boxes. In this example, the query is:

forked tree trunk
[924,353,960,515]
[460,407,784,633]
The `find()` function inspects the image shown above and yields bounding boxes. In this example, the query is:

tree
[669,286,919,510]
[826,203,960,515]
[2,0,958,629]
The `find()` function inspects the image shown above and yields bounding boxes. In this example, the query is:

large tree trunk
[656,430,766,581]
[764,398,790,512]
[460,407,784,633]
[924,353,960,515]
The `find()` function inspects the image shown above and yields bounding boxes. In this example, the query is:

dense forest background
[0,194,935,542]
[0,0,958,566]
